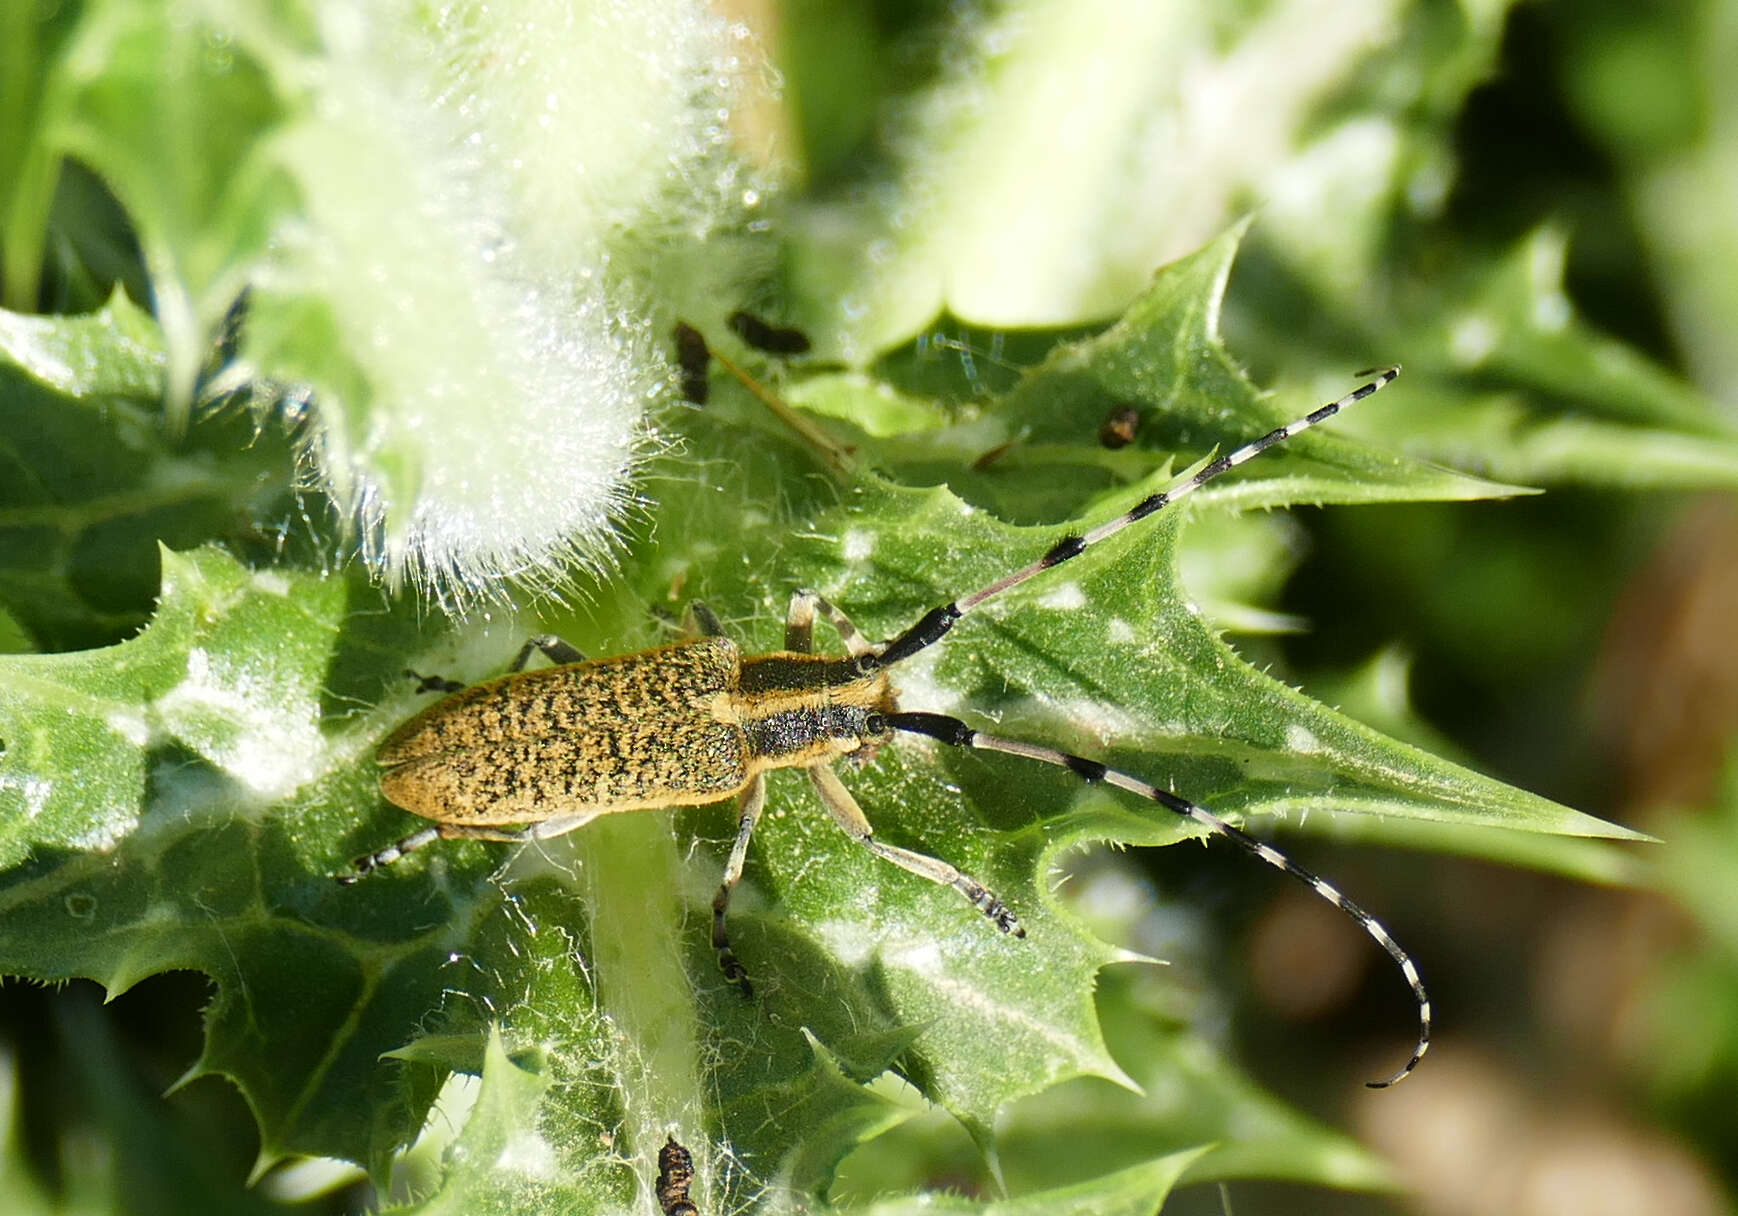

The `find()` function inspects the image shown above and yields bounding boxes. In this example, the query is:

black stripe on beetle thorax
[736,653,867,697]
[736,652,892,766]
[743,703,878,763]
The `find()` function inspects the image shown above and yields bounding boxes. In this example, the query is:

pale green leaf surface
[1557,3,1738,405]
[0,0,86,311]
[52,1,295,409]
[785,0,1419,360]
[1433,235,1718,430]
[844,1149,1204,1216]
[1320,228,1738,491]
[0,606,30,655]
[0,1064,60,1216]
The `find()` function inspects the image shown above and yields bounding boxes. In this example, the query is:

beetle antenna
[873,367,1400,668]
[876,709,1429,1088]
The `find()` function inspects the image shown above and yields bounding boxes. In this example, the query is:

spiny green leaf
[0,229,1639,1212]
[0,285,162,398]
[999,968,1393,1193]
[0,546,345,869]
[391,1029,598,1216]
[1299,649,1646,884]
[0,292,291,651]
[806,227,1527,532]
[834,966,1391,1200]
[934,225,1521,512]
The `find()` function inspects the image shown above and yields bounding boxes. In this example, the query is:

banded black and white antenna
[863,366,1428,1088]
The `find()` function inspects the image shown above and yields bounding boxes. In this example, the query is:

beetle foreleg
[785,590,875,657]
[808,763,1023,937]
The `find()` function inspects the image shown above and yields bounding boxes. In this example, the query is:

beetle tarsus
[337,825,441,883]
[404,669,465,695]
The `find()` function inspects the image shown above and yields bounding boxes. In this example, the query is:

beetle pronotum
[342,350,1428,1088]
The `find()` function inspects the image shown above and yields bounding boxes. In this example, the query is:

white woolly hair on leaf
[425,0,759,265]
[236,0,763,609]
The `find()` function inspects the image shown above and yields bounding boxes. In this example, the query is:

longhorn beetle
[341,360,1428,1088]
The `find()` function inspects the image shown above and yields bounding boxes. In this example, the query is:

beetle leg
[786,590,874,657]
[338,811,607,885]
[338,826,442,883]
[807,763,1022,936]
[400,634,587,695]
[403,669,465,695]
[684,601,727,639]
[711,773,766,997]
[508,634,587,671]
[434,811,607,845]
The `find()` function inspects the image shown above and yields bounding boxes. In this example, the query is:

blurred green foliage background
[4,1,1738,1214]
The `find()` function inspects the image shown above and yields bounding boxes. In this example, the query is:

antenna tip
[1364,1043,1428,1089]
[1351,363,1402,381]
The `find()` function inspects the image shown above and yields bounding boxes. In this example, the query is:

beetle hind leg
[337,826,442,884]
